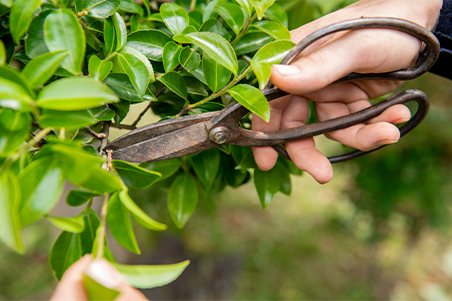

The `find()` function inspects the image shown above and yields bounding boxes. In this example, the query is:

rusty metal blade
[110,122,216,163]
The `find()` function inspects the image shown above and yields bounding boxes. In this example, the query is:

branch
[100,122,111,157]
[85,126,107,139]
[231,13,257,47]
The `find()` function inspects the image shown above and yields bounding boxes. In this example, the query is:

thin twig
[128,85,166,128]
[189,0,197,11]
[85,126,107,139]
[231,13,257,47]
[100,122,111,157]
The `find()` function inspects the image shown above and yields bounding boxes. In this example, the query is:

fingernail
[84,259,125,289]
[272,65,300,76]
[376,139,398,147]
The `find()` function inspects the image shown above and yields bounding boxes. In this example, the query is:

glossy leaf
[22,51,68,88]
[44,9,86,75]
[76,0,121,19]
[0,171,24,254]
[79,167,122,193]
[189,9,203,29]
[104,12,127,57]
[49,231,82,281]
[88,104,116,121]
[83,274,120,301]
[202,54,231,93]
[114,46,155,99]
[112,160,161,189]
[25,10,52,59]
[0,40,5,65]
[179,47,201,72]
[104,73,157,103]
[228,84,270,122]
[191,148,220,190]
[9,0,41,44]
[190,65,208,85]
[126,29,172,62]
[168,174,198,229]
[37,77,119,111]
[250,59,271,90]
[234,32,273,56]
[184,76,209,96]
[215,3,246,35]
[39,109,97,129]
[160,3,189,36]
[80,209,100,256]
[0,75,34,112]
[141,159,181,181]
[158,71,188,100]
[162,41,183,72]
[119,189,167,231]
[203,0,226,22]
[107,191,141,254]
[0,63,35,99]
[67,190,101,207]
[183,32,238,75]
[0,0,11,7]
[251,20,291,40]
[119,0,143,16]
[0,110,30,156]
[18,156,64,227]
[235,0,254,17]
[113,260,190,289]
[254,167,280,209]
[89,55,113,81]
[199,18,231,41]
[47,213,85,233]
[264,3,288,27]
[252,40,295,64]
[250,0,275,20]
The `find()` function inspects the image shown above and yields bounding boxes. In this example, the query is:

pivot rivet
[209,127,230,145]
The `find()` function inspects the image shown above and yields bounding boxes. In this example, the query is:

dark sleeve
[429,0,452,79]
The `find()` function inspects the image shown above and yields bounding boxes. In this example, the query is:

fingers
[50,256,148,301]
[252,95,291,171]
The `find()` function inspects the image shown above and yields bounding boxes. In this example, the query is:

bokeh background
[2,0,452,300]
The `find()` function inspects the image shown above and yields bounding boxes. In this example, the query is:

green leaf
[140,158,181,181]
[190,65,208,85]
[22,50,68,88]
[183,32,238,75]
[203,0,226,22]
[104,73,157,103]
[199,18,231,41]
[235,149,258,170]
[49,231,82,281]
[83,274,120,301]
[89,55,113,81]
[202,54,231,93]
[228,84,270,122]
[79,167,122,193]
[264,3,288,28]
[251,40,295,64]
[107,191,141,254]
[119,0,143,16]
[18,156,64,227]
[39,109,97,128]
[215,3,246,36]
[184,76,209,96]
[251,20,291,40]
[278,164,291,196]
[250,59,271,90]
[0,109,30,155]
[89,105,116,122]
[112,160,161,189]
[76,0,121,19]
[179,47,201,72]
[2,35,14,64]
[189,9,203,30]
[235,0,254,17]
[126,29,172,62]
[37,77,119,111]
[0,170,24,253]
[44,9,86,75]
[250,0,276,20]
[168,174,198,229]
[158,71,188,100]
[233,32,273,56]
[67,190,101,207]
[113,46,155,99]
[25,10,52,59]
[119,189,167,231]
[162,41,183,72]
[47,213,85,233]
[9,0,41,44]
[254,167,280,209]
[104,12,127,57]
[0,77,33,112]
[0,0,12,7]
[80,209,100,256]
[0,39,5,66]
[113,260,190,289]
[191,148,220,190]
[0,65,35,99]
[160,3,189,36]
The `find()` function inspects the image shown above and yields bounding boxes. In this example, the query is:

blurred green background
[2,0,452,300]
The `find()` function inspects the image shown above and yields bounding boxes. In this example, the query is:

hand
[252,0,443,184]
[50,255,148,301]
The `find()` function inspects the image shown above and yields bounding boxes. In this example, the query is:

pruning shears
[106,18,440,164]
